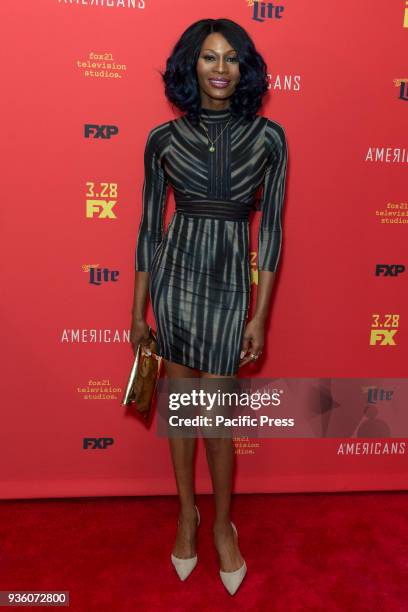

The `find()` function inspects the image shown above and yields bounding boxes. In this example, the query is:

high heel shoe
[171,504,200,581]
[219,522,247,596]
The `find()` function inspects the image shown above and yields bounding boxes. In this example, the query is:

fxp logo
[83,438,114,449]
[84,125,119,139]
[375,264,405,276]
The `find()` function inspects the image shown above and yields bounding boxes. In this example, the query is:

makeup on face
[196,38,240,106]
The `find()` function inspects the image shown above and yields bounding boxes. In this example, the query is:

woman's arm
[257,120,288,274]
[131,125,170,350]
[253,120,288,319]
[134,125,169,273]
[240,120,288,366]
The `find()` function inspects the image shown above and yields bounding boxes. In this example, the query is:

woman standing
[131,18,288,595]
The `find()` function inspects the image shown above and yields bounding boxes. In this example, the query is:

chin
[206,88,234,99]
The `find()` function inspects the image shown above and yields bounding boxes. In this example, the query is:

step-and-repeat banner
[2,1,407,499]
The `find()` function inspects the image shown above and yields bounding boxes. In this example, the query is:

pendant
[209,145,215,152]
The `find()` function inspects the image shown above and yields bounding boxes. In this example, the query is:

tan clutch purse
[121,326,162,424]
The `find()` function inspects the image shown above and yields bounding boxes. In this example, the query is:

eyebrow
[201,48,237,55]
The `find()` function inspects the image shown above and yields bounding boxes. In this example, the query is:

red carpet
[1,492,407,611]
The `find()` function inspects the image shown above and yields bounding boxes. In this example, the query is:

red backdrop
[2,0,407,499]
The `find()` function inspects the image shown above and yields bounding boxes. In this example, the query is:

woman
[130,18,288,595]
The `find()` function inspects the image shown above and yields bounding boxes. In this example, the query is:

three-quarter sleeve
[257,121,288,272]
[135,124,170,271]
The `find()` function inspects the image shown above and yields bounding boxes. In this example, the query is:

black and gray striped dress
[135,106,288,375]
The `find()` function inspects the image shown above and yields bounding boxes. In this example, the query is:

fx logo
[83,437,114,449]
[84,125,119,139]
[369,329,397,345]
[375,264,405,276]
[86,200,117,218]
[89,267,119,285]
[247,0,285,22]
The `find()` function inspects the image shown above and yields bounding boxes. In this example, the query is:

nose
[212,58,228,74]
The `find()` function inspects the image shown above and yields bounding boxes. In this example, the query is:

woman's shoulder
[259,115,287,153]
[145,119,172,153]
[259,115,286,137]
[146,119,172,139]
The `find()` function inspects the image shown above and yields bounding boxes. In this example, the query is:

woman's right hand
[130,317,151,357]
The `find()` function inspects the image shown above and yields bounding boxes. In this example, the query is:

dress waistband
[175,198,253,221]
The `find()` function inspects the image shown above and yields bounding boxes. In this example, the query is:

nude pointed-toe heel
[219,522,247,596]
[171,505,200,581]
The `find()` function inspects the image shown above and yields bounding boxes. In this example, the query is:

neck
[199,105,232,124]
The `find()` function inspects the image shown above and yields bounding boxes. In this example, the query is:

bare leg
[201,372,245,572]
[164,358,199,558]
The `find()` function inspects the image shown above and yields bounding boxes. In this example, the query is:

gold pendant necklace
[199,117,232,153]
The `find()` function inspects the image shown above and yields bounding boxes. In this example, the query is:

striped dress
[135,106,288,376]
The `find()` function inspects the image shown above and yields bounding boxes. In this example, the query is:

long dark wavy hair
[161,18,269,126]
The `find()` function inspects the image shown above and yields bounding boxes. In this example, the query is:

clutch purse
[121,325,163,424]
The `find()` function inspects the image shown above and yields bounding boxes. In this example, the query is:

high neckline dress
[135,105,288,375]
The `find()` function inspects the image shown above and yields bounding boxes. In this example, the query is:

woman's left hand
[239,317,265,367]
